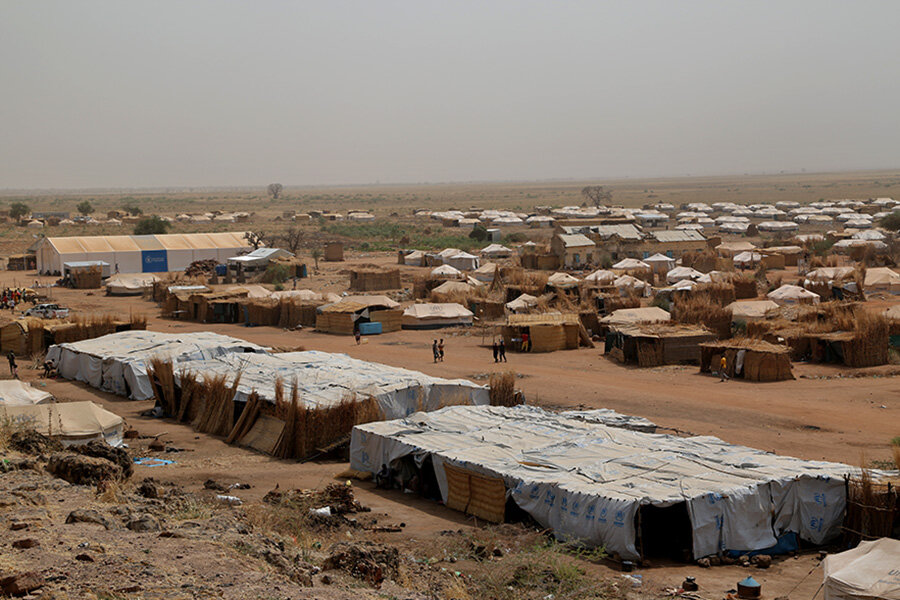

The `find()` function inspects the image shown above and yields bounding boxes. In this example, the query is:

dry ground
[0,256,897,598]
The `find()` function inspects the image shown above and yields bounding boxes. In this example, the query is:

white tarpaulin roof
[768,284,820,305]
[823,538,900,600]
[402,303,474,328]
[727,300,779,321]
[666,266,704,284]
[0,380,53,406]
[547,272,580,288]
[864,267,900,291]
[47,330,268,400]
[600,307,670,326]
[584,269,616,284]
[351,405,855,561]
[173,351,488,418]
[613,258,650,270]
[0,401,124,446]
[505,293,538,313]
[105,273,160,295]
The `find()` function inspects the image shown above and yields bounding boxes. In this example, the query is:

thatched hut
[316,296,402,335]
[606,323,716,367]
[349,267,401,292]
[501,312,593,353]
[699,339,794,381]
[0,318,45,356]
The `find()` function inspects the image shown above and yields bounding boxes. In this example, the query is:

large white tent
[351,405,855,561]
[36,232,251,275]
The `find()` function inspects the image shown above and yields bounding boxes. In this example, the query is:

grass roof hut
[699,338,794,382]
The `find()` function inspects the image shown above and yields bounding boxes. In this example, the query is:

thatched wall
[349,268,401,292]
[370,309,403,333]
[70,266,102,289]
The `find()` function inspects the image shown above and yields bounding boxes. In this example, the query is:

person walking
[498,338,507,363]
[521,331,530,352]
[354,328,361,345]
[432,340,439,363]
[492,340,499,363]
[719,355,728,382]
[438,339,445,362]
[7,352,18,380]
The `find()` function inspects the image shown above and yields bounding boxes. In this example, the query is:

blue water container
[358,322,382,335]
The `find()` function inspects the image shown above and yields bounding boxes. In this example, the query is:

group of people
[1,288,27,310]
[491,339,507,363]
[432,339,445,362]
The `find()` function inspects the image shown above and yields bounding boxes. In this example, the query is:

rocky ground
[0,429,635,600]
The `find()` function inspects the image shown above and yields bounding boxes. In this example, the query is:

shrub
[133,216,170,235]
[9,202,29,220]
[880,213,900,232]
[265,263,289,285]
[469,223,489,241]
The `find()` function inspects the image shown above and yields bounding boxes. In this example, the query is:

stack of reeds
[671,294,733,339]
[70,265,102,289]
[681,249,718,273]
[271,382,381,459]
[488,372,521,407]
[731,272,758,299]
[693,282,736,306]
[843,310,889,367]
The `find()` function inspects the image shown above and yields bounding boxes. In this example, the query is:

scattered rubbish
[621,574,642,589]
[215,495,243,506]
[310,507,332,517]
[133,457,175,467]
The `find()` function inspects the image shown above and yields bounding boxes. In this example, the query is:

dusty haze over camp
[2,1,900,190]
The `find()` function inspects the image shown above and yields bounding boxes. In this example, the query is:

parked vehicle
[24,303,70,319]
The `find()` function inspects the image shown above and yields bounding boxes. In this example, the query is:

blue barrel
[215,264,227,276]
[358,322,382,335]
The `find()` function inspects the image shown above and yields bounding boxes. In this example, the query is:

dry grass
[489,372,521,407]
[671,294,732,338]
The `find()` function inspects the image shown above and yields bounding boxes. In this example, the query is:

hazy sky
[3,1,900,189]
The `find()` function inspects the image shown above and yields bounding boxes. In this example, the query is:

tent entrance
[638,502,693,561]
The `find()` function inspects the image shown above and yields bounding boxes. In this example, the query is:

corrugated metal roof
[651,230,707,242]
[555,233,595,248]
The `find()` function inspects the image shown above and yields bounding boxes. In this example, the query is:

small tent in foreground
[823,538,900,600]
[0,380,53,405]
[0,401,124,446]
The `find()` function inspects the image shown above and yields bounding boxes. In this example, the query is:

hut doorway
[638,502,693,561]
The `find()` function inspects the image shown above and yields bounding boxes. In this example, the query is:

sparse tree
[280,226,304,253]
[134,216,170,235]
[123,203,143,216]
[581,185,612,208]
[311,248,323,270]
[267,183,284,200]
[8,202,29,220]
[880,213,900,232]
[244,231,273,250]
[77,200,94,216]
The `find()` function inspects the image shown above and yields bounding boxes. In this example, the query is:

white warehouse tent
[0,401,124,446]
[47,330,268,400]
[36,232,251,275]
[352,405,857,561]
